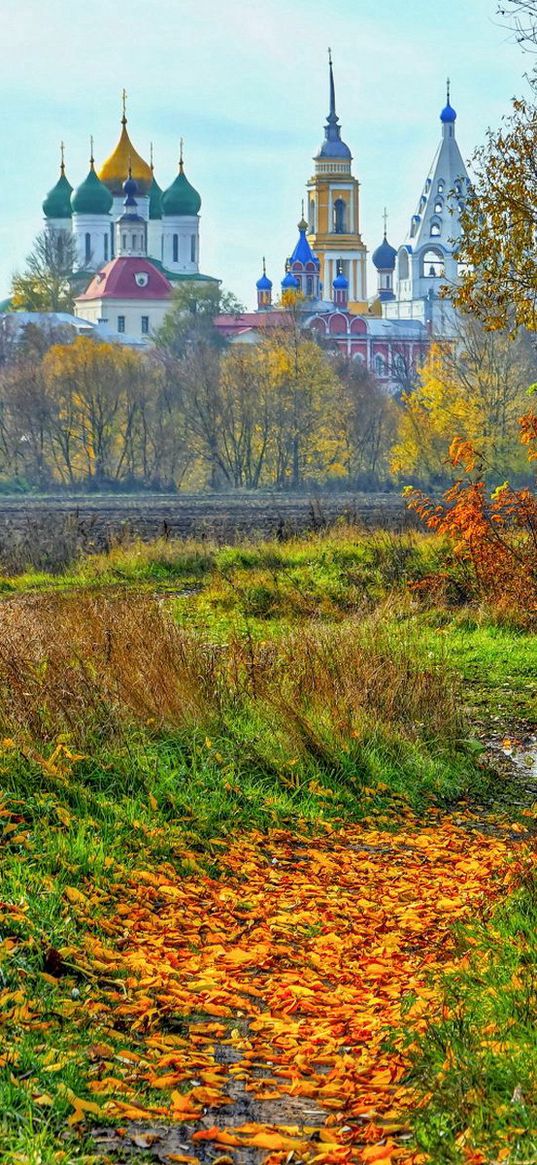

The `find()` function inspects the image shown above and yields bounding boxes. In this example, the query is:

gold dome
[98,116,153,196]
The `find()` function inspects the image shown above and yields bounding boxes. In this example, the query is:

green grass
[0,527,536,1162]
[409,872,537,1163]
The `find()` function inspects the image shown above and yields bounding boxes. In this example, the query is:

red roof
[77,258,172,302]
[214,310,293,336]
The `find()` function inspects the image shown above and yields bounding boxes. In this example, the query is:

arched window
[455,180,463,196]
[173,234,179,263]
[437,180,445,194]
[122,233,127,250]
[132,234,137,251]
[333,198,346,233]
[398,249,410,280]
[110,224,115,259]
[422,249,445,278]
[309,198,315,232]
[190,235,196,263]
[430,222,441,237]
[306,276,313,296]
[104,233,109,261]
[410,215,420,238]
[434,199,443,214]
[85,232,91,264]
[374,355,386,377]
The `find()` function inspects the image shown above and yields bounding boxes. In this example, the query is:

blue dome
[317,138,352,160]
[372,236,397,271]
[281,271,299,289]
[256,272,272,291]
[440,100,457,124]
[123,173,138,198]
[332,272,348,289]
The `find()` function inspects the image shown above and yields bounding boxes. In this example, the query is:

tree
[335,358,399,483]
[452,97,537,330]
[155,283,244,357]
[43,337,148,485]
[218,347,274,488]
[498,1,537,52]
[391,320,537,482]
[11,231,79,314]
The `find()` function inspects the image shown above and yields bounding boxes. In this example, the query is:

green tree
[155,284,244,357]
[11,231,79,314]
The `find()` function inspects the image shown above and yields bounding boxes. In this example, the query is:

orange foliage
[20,809,530,1163]
[404,414,537,613]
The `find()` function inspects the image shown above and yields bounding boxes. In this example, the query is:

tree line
[0,286,535,493]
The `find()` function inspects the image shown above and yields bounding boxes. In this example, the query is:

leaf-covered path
[72,808,531,1165]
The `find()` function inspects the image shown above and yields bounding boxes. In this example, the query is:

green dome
[71,164,113,215]
[149,175,162,220]
[161,165,201,217]
[43,170,73,219]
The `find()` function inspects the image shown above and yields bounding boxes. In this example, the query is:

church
[41,95,219,341]
[215,57,470,388]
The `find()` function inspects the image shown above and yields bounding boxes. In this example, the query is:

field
[0,525,536,1165]
[0,493,412,573]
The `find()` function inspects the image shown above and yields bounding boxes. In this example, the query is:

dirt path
[78,809,532,1165]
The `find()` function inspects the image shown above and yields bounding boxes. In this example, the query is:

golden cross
[383,206,388,236]
[150,140,154,170]
[179,137,184,169]
[90,134,94,164]
[122,88,127,122]
[60,140,65,171]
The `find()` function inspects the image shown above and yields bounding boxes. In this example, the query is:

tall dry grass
[0,592,461,750]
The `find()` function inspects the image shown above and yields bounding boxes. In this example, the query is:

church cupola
[440,79,457,138]
[71,139,113,270]
[284,206,321,300]
[281,268,300,292]
[116,170,147,257]
[332,265,349,308]
[98,92,153,197]
[372,210,397,301]
[161,140,201,274]
[256,258,273,310]
[43,143,73,226]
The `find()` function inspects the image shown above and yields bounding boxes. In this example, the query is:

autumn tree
[11,231,79,314]
[392,320,537,482]
[335,358,399,484]
[43,338,150,485]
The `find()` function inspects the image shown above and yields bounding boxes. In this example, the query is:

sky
[0,0,531,309]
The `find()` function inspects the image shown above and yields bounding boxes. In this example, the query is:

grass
[0,526,535,1161]
[409,872,537,1164]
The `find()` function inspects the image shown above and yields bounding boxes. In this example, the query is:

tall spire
[328,47,336,123]
[122,88,128,126]
[317,50,351,160]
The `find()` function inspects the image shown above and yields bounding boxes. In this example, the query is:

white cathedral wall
[161,216,200,274]
[147,220,163,263]
[72,214,112,269]
[74,296,171,338]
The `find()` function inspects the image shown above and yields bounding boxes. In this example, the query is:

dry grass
[0,591,462,751]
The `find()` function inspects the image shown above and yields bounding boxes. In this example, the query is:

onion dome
[332,271,349,290]
[43,145,73,219]
[149,177,162,220]
[372,235,397,271]
[98,97,153,195]
[317,50,352,161]
[440,79,457,124]
[281,271,299,290]
[289,211,320,267]
[161,144,201,217]
[256,258,272,291]
[71,146,113,215]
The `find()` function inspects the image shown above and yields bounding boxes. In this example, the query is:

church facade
[234,62,470,383]
[41,97,219,341]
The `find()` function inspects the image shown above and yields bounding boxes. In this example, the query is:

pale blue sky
[0,0,530,307]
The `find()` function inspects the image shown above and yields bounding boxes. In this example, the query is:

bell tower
[306,51,368,312]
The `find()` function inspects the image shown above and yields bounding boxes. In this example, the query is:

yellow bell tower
[306,52,368,313]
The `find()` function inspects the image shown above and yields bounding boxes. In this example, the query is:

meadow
[1,526,536,1165]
